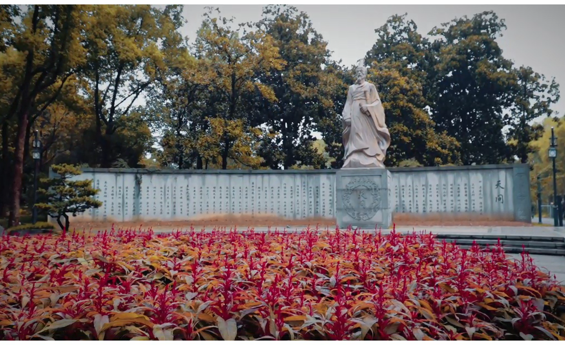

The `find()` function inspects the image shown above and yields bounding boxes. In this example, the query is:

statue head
[355,59,367,82]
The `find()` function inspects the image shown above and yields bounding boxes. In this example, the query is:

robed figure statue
[342,61,391,168]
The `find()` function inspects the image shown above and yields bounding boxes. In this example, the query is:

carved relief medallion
[343,177,382,221]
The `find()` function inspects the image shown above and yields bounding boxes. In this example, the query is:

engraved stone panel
[281,175,295,218]
[66,165,531,224]
[319,174,333,218]
[513,165,532,221]
[336,169,392,229]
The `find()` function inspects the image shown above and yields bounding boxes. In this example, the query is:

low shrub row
[6,222,55,233]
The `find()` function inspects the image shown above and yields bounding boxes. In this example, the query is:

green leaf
[445,316,464,328]
[36,319,77,334]
[217,317,238,341]
[520,332,534,340]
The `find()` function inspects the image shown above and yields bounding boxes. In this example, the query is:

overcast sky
[180,5,565,116]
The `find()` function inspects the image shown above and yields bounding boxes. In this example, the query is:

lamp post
[31,130,42,224]
[549,127,558,226]
[537,174,542,224]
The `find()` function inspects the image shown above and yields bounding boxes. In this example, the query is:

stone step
[438,238,565,249]
[457,245,565,256]
[433,233,565,242]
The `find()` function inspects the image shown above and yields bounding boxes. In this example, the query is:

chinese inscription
[495,180,504,204]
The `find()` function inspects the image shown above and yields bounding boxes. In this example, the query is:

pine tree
[35,164,102,231]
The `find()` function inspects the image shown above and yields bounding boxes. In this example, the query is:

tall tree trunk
[221,136,230,170]
[8,111,29,227]
[23,121,32,167]
[197,154,203,169]
[100,135,111,168]
[8,5,38,226]
[100,120,116,168]
[282,125,292,170]
[0,121,10,217]
[20,122,33,207]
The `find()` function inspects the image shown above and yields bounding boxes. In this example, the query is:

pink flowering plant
[1,225,564,340]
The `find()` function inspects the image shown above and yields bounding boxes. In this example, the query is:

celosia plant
[0,225,564,340]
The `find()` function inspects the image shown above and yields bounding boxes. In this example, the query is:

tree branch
[32,72,73,122]
[114,81,150,109]
[120,82,150,118]
[108,63,125,128]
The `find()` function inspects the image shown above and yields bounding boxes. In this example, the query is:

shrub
[6,222,56,233]
[0,226,564,340]
[36,164,102,231]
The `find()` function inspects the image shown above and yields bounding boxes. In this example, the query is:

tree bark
[7,5,38,227]
[8,110,29,227]
[64,213,69,233]
[221,136,230,170]
[23,121,31,167]
[0,120,10,217]
[56,214,68,232]
[282,124,293,170]
[100,135,112,168]
[197,154,203,169]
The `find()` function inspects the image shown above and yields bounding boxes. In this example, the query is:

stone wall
[63,164,531,223]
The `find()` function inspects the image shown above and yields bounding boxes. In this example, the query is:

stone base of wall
[67,213,337,231]
[392,212,531,226]
[65,213,532,232]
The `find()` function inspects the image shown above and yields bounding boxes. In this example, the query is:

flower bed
[1,226,564,340]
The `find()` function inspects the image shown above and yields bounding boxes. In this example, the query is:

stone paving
[507,254,565,284]
[150,224,565,238]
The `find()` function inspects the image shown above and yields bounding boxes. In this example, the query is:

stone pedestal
[336,168,392,230]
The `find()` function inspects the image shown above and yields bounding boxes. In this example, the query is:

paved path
[149,225,565,238]
[536,217,562,225]
[507,254,565,284]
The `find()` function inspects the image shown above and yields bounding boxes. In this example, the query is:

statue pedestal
[336,168,392,230]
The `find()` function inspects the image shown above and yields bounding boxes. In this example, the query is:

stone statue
[342,60,391,169]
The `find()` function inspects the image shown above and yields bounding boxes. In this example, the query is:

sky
[180,4,565,117]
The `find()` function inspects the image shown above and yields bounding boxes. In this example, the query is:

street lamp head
[32,130,41,160]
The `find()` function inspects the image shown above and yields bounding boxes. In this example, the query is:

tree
[367,60,461,166]
[35,163,102,232]
[1,5,89,227]
[314,62,353,169]
[148,52,213,169]
[194,8,285,170]
[429,11,516,165]
[196,118,264,169]
[83,5,184,168]
[365,14,430,85]
[363,14,460,166]
[0,6,22,216]
[254,5,332,169]
[288,139,333,169]
[529,117,565,206]
[506,66,560,163]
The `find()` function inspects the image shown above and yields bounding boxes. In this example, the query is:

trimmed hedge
[6,222,56,233]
